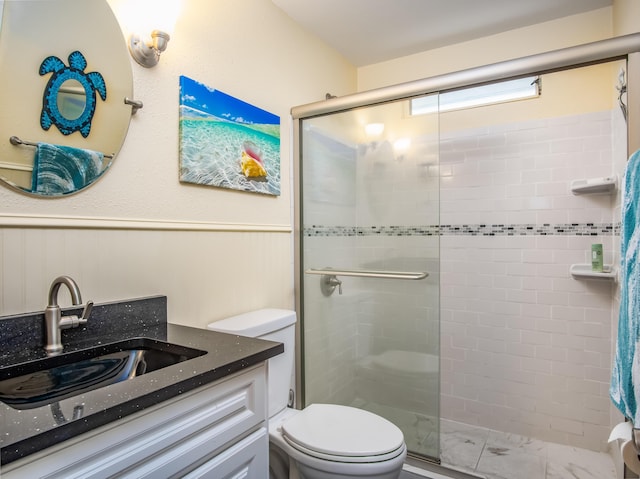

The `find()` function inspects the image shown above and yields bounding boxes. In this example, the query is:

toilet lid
[281,404,404,459]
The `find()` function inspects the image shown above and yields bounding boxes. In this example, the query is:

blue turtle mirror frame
[40,51,107,138]
[0,0,134,197]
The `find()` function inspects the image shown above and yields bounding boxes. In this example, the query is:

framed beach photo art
[179,75,281,195]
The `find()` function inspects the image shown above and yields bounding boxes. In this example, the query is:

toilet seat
[281,404,405,464]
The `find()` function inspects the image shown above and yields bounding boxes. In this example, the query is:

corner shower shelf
[570,264,617,281]
[570,176,617,195]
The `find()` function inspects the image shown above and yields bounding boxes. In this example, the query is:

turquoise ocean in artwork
[179,76,281,195]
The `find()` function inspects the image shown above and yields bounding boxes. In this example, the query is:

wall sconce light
[129,30,170,68]
[120,0,182,68]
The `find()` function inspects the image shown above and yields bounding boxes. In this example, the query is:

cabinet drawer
[3,364,267,479]
[183,427,268,479]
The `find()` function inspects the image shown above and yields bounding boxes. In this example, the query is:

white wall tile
[439,110,619,452]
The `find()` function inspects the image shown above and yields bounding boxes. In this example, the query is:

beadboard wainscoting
[0,217,294,329]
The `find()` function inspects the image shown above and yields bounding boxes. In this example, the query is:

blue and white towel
[611,149,640,426]
[31,143,103,195]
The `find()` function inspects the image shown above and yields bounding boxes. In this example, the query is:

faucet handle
[80,300,94,323]
[59,301,93,330]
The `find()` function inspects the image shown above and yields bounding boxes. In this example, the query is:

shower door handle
[306,268,428,297]
[305,268,428,280]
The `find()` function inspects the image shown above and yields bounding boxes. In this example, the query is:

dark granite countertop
[0,296,283,465]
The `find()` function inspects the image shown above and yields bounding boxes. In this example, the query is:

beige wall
[0,0,355,327]
[613,0,640,36]
[357,8,614,92]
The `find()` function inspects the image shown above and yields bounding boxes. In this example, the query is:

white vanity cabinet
[2,363,268,479]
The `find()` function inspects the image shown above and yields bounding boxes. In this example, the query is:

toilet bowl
[271,405,406,479]
[208,309,407,479]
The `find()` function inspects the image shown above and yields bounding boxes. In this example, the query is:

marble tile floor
[357,400,615,479]
[438,419,616,479]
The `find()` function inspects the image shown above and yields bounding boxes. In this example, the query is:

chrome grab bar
[305,268,428,280]
[306,268,428,296]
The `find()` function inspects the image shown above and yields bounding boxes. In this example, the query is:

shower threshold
[403,457,486,479]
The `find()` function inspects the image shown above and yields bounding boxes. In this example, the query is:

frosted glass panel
[299,96,440,460]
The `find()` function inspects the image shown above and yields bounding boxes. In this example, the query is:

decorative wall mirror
[0,0,135,197]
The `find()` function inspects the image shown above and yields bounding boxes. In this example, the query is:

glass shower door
[298,95,441,460]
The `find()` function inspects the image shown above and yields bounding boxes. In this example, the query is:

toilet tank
[207,309,296,418]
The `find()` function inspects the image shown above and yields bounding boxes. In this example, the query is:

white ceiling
[271,0,613,66]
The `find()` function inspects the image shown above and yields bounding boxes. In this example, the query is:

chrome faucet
[44,276,93,355]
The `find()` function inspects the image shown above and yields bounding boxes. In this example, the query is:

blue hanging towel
[611,149,640,425]
[31,143,103,195]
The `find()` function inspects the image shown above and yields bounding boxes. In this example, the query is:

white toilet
[207,309,407,479]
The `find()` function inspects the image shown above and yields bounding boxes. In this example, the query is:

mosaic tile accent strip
[304,223,619,237]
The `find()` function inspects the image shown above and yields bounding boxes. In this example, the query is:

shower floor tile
[441,420,616,479]
[352,401,616,479]
[440,420,489,471]
[545,442,617,479]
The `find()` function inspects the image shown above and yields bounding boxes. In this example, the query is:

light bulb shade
[151,30,170,53]
[129,30,170,68]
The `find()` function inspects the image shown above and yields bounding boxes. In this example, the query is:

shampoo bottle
[591,244,603,272]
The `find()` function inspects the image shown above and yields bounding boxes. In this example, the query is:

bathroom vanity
[0,296,283,478]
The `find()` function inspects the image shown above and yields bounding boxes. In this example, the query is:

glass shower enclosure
[295,96,441,460]
[292,33,640,466]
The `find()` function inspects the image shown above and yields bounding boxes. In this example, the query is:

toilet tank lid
[207,308,296,338]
